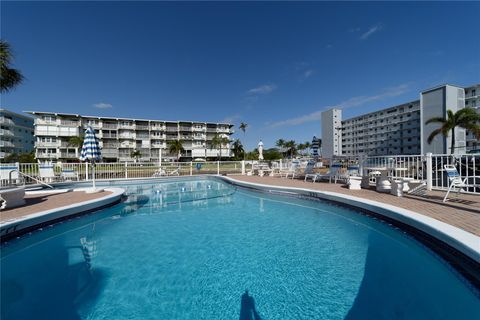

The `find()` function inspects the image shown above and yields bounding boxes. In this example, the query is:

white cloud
[247,84,277,95]
[269,83,410,128]
[360,24,383,40]
[303,69,314,79]
[93,102,113,109]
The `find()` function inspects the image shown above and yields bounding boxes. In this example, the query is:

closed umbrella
[79,126,102,191]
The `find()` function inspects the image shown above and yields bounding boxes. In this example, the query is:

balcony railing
[0,141,15,147]
[60,120,80,126]
[36,153,58,159]
[103,133,118,139]
[136,125,150,130]
[166,127,178,132]
[103,123,118,129]
[37,141,60,147]
[0,129,14,136]
[0,117,15,126]
[60,152,77,158]
[179,126,192,131]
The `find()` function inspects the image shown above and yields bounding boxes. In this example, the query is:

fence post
[190,162,193,176]
[125,162,128,179]
[85,162,89,181]
[426,153,432,191]
[241,160,245,175]
[217,161,220,175]
[279,159,283,169]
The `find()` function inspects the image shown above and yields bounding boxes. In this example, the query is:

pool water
[1,178,479,319]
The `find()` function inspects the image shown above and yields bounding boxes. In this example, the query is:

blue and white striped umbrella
[79,127,101,162]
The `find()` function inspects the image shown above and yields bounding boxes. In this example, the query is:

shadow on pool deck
[240,290,262,320]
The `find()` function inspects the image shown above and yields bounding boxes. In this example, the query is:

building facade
[320,108,342,159]
[0,108,35,160]
[321,83,478,157]
[27,112,233,162]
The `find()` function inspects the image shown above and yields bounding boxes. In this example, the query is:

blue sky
[2,1,479,150]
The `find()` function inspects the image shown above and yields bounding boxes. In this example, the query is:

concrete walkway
[230,175,480,236]
[0,190,112,223]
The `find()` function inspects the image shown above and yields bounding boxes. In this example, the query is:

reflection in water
[240,291,262,320]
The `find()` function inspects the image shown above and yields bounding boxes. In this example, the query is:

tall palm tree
[0,40,24,93]
[167,140,184,161]
[426,108,480,154]
[239,122,248,159]
[231,139,245,160]
[130,150,142,163]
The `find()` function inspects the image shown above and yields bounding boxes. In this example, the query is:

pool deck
[0,190,113,223]
[229,175,480,237]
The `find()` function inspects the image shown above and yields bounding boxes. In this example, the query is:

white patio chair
[61,168,79,181]
[38,164,60,183]
[443,164,480,203]
[167,167,180,176]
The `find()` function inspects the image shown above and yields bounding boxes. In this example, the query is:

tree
[167,140,184,161]
[263,148,282,160]
[3,151,35,163]
[211,134,230,161]
[0,40,24,93]
[284,140,297,159]
[239,122,248,159]
[130,150,141,163]
[426,108,480,154]
[68,135,84,156]
[276,139,286,158]
[231,139,245,160]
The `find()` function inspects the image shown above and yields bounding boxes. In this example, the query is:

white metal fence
[0,161,243,188]
[1,155,479,194]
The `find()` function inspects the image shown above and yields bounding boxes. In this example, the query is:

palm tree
[231,139,245,160]
[297,143,306,155]
[68,136,84,158]
[426,108,480,154]
[0,40,24,93]
[167,140,184,161]
[276,139,286,158]
[211,134,230,160]
[239,122,248,159]
[130,150,142,163]
[304,141,311,156]
[284,140,297,159]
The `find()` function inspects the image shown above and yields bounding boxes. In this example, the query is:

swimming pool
[1,177,479,319]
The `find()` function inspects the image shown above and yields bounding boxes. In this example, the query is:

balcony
[179,126,192,132]
[192,126,206,132]
[103,133,118,139]
[166,127,178,132]
[60,152,78,159]
[0,117,15,126]
[103,123,118,130]
[193,134,206,140]
[36,152,58,159]
[119,142,135,148]
[102,149,119,157]
[119,133,135,139]
[136,124,150,130]
[102,143,119,148]
[151,125,165,131]
[0,129,14,136]
[60,120,81,127]
[38,141,60,147]
[118,123,135,129]
[206,128,217,133]
[136,134,150,139]
[0,141,15,148]
[151,134,166,139]
[181,135,193,140]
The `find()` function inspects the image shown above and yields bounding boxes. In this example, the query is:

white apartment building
[321,83,478,157]
[0,108,35,160]
[27,112,233,162]
[320,108,342,158]
[465,84,480,151]
[341,100,421,156]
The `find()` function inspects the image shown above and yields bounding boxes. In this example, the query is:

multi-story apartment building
[465,84,480,151]
[321,83,478,157]
[26,112,233,162]
[0,108,35,160]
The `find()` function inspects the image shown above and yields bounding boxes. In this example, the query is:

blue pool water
[1,178,479,319]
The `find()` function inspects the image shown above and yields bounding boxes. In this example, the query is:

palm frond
[427,128,444,144]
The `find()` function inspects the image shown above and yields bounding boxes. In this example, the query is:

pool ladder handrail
[8,169,54,189]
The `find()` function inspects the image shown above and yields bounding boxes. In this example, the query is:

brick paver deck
[0,190,112,223]
[230,176,480,236]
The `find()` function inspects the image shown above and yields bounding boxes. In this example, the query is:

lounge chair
[152,168,167,177]
[443,164,480,202]
[167,167,180,176]
[61,168,79,181]
[308,163,343,183]
[283,161,301,178]
[38,164,60,183]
